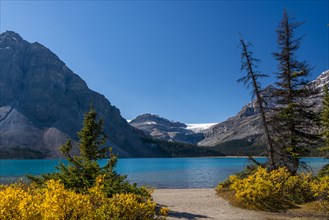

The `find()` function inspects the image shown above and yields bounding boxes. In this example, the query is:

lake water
[0,158,327,188]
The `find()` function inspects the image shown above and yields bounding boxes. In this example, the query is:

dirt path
[153,189,282,220]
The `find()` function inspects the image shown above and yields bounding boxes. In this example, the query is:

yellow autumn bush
[310,176,329,213]
[0,183,40,220]
[216,167,315,211]
[40,180,93,219]
[94,193,157,219]
[0,177,167,220]
[90,175,163,219]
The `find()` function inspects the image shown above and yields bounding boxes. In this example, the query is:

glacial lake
[0,157,328,188]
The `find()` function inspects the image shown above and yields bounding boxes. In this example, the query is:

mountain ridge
[131,70,329,155]
[197,70,328,151]
[0,30,224,159]
[0,31,161,158]
[129,113,205,144]
[1,30,327,158]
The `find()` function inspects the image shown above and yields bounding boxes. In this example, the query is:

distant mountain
[199,70,329,155]
[0,31,164,158]
[131,70,329,156]
[129,114,205,144]
[198,84,276,148]
[129,85,276,154]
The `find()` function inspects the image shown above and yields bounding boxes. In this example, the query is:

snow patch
[311,70,329,90]
[144,121,157,125]
[126,119,157,125]
[186,123,217,132]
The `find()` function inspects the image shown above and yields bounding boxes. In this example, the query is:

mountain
[309,70,329,92]
[198,70,329,154]
[2,31,326,158]
[130,70,328,156]
[0,31,164,158]
[198,85,276,148]
[129,114,206,144]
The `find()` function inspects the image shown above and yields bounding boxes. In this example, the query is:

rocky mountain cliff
[0,31,162,158]
[309,71,329,92]
[129,114,205,144]
[198,70,329,153]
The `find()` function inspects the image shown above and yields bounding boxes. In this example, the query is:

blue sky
[1,0,328,123]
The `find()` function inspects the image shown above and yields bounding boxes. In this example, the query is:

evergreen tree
[238,37,276,169]
[321,86,329,158]
[270,9,319,174]
[29,108,148,197]
[318,86,329,177]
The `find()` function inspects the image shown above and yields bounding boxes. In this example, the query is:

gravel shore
[153,189,280,220]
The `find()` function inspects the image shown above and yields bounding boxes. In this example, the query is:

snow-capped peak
[310,70,329,91]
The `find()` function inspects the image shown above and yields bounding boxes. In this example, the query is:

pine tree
[29,108,148,197]
[54,108,109,191]
[318,86,329,177]
[271,9,319,174]
[238,37,276,169]
[321,86,329,158]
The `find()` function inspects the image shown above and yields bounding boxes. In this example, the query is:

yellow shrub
[159,207,169,217]
[89,175,159,219]
[311,176,329,200]
[310,176,329,213]
[0,184,34,220]
[0,183,43,219]
[88,174,107,207]
[40,180,93,219]
[18,186,42,220]
[226,167,314,210]
[282,172,314,203]
[0,177,165,220]
[95,193,157,220]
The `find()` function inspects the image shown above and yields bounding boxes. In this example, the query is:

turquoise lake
[0,158,328,188]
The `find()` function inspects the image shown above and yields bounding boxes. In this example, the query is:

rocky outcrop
[0,31,161,158]
[310,70,329,92]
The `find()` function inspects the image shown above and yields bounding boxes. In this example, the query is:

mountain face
[0,31,161,158]
[129,114,205,144]
[130,70,328,156]
[199,70,329,150]
[309,71,329,92]
[1,31,327,158]
[198,85,275,148]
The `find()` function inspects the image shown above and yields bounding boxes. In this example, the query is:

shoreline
[153,188,276,220]
[153,188,327,220]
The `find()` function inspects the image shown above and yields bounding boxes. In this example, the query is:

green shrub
[318,164,329,178]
